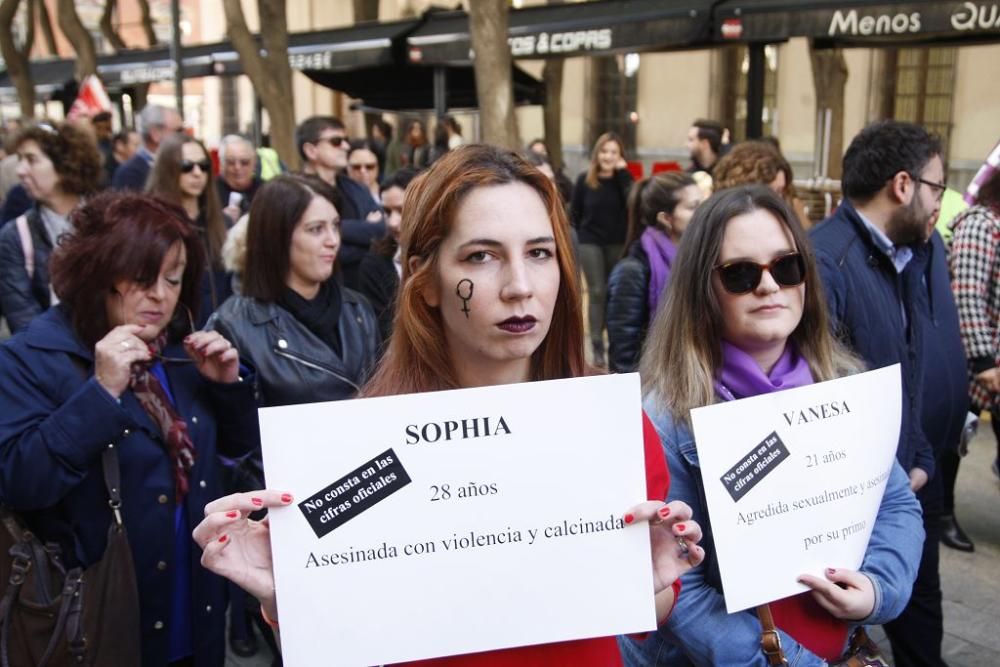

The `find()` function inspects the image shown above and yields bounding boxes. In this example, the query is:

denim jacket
[618,393,924,667]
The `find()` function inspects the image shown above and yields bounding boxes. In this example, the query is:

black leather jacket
[606,241,650,373]
[0,208,52,334]
[208,288,380,407]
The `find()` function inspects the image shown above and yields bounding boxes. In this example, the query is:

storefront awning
[406,0,715,66]
[715,0,1000,47]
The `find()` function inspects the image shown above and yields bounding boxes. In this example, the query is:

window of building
[892,47,957,158]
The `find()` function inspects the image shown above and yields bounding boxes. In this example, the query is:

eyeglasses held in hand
[715,253,806,295]
[180,159,212,174]
[116,294,199,364]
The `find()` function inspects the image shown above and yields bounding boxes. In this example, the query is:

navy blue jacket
[112,153,152,191]
[809,200,935,477]
[0,307,260,666]
[918,231,969,458]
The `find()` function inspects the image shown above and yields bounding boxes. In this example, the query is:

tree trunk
[36,0,57,55]
[100,0,128,51]
[352,0,379,22]
[222,0,298,170]
[136,0,156,46]
[542,58,564,171]
[56,0,98,80]
[809,42,848,179]
[468,0,519,148]
[0,0,36,117]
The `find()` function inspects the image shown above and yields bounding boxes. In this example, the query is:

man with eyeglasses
[295,116,383,290]
[112,104,183,191]
[810,120,965,667]
[217,134,261,221]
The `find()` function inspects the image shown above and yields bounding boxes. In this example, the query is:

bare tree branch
[0,0,35,117]
[222,0,298,169]
[809,41,848,179]
[56,0,98,79]
[136,0,156,46]
[36,0,55,54]
[100,0,128,51]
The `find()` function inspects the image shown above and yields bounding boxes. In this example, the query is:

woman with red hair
[193,145,703,664]
[0,191,259,666]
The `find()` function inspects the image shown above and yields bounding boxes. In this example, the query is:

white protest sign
[259,373,656,667]
[689,365,902,613]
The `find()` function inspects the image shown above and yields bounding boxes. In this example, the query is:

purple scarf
[640,227,678,316]
[715,340,814,400]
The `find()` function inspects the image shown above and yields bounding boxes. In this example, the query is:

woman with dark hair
[571,131,633,365]
[402,119,431,170]
[357,167,418,346]
[605,172,701,372]
[620,186,923,666]
[193,145,705,665]
[0,192,258,667]
[0,121,102,332]
[208,174,379,407]
[147,133,232,324]
[347,139,383,206]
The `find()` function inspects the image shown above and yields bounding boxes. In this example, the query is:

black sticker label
[298,448,411,538]
[719,431,790,503]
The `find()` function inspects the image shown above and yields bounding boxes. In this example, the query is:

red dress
[398,412,672,667]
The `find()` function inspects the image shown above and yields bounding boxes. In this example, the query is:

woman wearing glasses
[147,134,232,324]
[0,192,259,667]
[347,140,383,207]
[619,186,923,666]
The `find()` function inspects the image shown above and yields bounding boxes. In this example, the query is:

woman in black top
[570,132,633,366]
[209,175,379,407]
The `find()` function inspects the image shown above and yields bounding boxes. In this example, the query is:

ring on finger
[120,340,131,350]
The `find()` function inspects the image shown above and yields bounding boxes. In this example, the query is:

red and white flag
[67,75,112,120]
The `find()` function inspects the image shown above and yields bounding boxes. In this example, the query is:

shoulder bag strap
[101,443,123,527]
[757,604,788,665]
[14,215,33,280]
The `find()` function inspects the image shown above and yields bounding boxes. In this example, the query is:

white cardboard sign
[259,373,656,667]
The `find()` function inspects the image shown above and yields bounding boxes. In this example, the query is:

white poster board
[689,365,902,613]
[259,373,656,667]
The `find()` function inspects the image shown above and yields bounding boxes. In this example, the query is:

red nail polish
[624,513,634,524]
[281,493,293,503]
[251,497,263,506]
[676,523,686,532]
[225,511,238,518]
[658,507,671,518]
[218,535,228,543]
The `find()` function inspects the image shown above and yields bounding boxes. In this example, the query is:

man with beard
[811,120,964,667]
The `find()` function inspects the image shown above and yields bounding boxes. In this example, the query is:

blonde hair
[585,132,626,189]
[640,186,862,423]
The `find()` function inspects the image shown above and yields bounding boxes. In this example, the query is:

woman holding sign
[193,145,703,665]
[619,186,924,666]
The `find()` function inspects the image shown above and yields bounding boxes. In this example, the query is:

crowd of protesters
[0,103,996,667]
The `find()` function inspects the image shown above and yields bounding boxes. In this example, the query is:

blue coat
[0,306,261,667]
[809,201,936,477]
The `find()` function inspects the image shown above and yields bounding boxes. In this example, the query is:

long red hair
[363,144,586,397]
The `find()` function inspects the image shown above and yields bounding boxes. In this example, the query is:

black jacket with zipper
[207,288,379,407]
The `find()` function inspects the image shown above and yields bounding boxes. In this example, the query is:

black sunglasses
[318,135,348,148]
[180,159,212,174]
[715,253,806,295]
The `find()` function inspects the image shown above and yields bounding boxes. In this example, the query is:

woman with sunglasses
[0,192,259,667]
[193,145,704,665]
[147,134,232,325]
[619,186,923,666]
[347,140,383,206]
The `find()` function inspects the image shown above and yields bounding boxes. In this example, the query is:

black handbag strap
[101,443,124,527]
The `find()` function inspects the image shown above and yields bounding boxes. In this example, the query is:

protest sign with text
[690,364,902,613]
[259,373,656,667]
